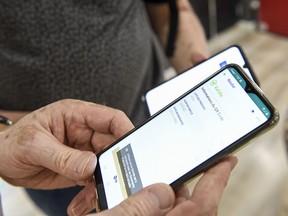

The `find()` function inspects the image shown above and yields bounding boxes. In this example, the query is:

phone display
[94,64,279,210]
[145,45,259,115]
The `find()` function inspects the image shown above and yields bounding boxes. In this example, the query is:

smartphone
[145,45,260,115]
[94,64,279,210]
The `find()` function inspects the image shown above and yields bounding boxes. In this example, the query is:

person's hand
[170,0,209,73]
[67,156,237,216]
[0,99,134,189]
[146,0,209,73]
[167,156,237,216]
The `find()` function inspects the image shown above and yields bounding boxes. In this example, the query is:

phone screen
[146,45,259,115]
[95,65,277,210]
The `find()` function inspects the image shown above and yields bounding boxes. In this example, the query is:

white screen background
[99,68,267,208]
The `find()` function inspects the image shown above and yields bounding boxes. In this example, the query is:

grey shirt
[0,0,167,125]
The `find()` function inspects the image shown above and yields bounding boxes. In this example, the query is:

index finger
[77,102,134,138]
[166,156,238,216]
[190,156,238,204]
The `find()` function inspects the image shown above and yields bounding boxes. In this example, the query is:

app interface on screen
[99,67,270,209]
[146,46,254,115]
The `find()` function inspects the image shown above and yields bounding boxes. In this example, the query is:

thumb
[190,52,207,65]
[59,149,97,182]
[49,147,97,182]
[28,132,97,182]
[97,183,175,216]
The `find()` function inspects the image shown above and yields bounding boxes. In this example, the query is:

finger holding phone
[67,156,237,216]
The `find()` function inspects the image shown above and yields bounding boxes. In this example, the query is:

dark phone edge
[165,44,260,86]
[94,64,279,210]
[190,45,260,86]
[144,45,260,112]
[235,45,260,86]
[170,107,279,189]
[94,172,108,210]
[169,64,278,188]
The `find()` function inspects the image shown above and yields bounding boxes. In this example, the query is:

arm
[145,0,210,73]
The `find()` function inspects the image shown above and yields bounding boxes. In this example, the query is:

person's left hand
[0,99,134,189]
[146,0,209,73]
[170,0,210,73]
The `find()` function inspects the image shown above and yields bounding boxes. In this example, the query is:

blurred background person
[0,0,208,215]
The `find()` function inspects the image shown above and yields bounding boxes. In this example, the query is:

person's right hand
[0,99,134,190]
[68,156,237,216]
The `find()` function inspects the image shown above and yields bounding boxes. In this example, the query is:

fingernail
[147,184,174,210]
[70,203,86,216]
[191,53,208,64]
[76,154,95,175]
[230,156,239,169]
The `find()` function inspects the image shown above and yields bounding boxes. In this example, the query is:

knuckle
[54,150,73,174]
[208,203,218,216]
[118,199,145,216]
[198,200,218,216]
[17,124,39,147]
[116,109,127,117]
[116,194,157,216]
